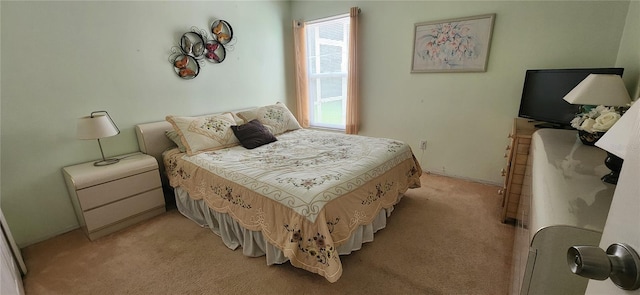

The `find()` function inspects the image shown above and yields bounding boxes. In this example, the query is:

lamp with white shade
[562,73,632,184]
[76,111,120,166]
[563,74,631,106]
[595,101,639,184]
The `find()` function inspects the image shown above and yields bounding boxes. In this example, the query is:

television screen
[517,68,624,128]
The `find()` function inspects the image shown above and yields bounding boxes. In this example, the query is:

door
[0,209,25,295]
[585,103,640,294]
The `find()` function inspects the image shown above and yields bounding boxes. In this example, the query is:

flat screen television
[517,67,624,129]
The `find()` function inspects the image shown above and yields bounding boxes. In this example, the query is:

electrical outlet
[419,140,427,150]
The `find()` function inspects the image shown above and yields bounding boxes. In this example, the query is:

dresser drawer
[502,118,537,223]
[83,188,164,231]
[77,170,161,211]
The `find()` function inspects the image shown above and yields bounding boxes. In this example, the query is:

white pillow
[236,102,301,135]
[166,112,239,155]
[165,130,187,153]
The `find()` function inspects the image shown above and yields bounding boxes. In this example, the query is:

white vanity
[510,128,617,295]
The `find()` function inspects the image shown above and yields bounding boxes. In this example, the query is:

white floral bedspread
[164,129,422,282]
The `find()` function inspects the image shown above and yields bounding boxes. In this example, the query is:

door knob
[567,243,640,290]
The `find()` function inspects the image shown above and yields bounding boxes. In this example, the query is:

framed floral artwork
[411,14,495,73]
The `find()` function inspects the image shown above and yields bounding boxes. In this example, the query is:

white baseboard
[18,224,80,248]
[424,170,502,187]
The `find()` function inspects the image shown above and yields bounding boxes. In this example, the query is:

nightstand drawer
[84,188,164,231]
[77,170,161,211]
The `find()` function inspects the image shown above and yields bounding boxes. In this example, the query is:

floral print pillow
[237,102,302,135]
[166,112,239,155]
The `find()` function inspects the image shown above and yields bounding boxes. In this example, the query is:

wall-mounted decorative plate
[169,21,234,80]
[180,31,206,59]
[211,20,233,45]
[204,40,226,63]
[172,54,200,79]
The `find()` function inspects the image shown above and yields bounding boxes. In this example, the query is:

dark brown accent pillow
[231,119,277,149]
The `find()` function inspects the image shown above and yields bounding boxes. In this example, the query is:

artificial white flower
[580,118,597,133]
[571,104,625,134]
[570,116,583,129]
[592,112,621,132]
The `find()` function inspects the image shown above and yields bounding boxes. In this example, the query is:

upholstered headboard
[135,121,174,160]
[135,120,176,189]
[134,107,257,187]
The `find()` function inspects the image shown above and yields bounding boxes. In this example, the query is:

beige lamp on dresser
[63,111,165,240]
[76,111,122,166]
[562,74,631,184]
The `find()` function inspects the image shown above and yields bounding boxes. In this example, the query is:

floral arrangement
[570,105,624,134]
[416,22,478,67]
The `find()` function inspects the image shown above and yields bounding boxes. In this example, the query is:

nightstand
[62,152,165,240]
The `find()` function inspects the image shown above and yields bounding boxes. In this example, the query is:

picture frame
[411,13,496,73]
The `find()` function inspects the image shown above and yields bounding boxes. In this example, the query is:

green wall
[1,1,293,246]
[616,0,640,98]
[291,0,636,183]
[1,0,638,247]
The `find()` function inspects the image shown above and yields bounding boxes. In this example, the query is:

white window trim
[305,15,350,131]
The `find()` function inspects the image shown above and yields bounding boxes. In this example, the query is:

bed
[134,103,422,282]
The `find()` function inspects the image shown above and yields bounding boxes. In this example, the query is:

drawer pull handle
[501,168,507,176]
[497,189,504,195]
[504,153,508,158]
[506,145,511,150]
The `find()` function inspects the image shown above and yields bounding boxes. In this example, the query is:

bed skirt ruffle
[174,187,398,266]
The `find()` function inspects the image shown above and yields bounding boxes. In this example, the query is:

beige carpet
[21,173,514,295]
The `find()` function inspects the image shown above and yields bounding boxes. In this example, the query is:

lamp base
[602,152,623,185]
[93,158,120,166]
[601,172,620,185]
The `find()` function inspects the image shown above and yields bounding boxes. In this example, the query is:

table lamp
[563,74,631,106]
[562,74,632,185]
[595,100,639,184]
[76,111,120,166]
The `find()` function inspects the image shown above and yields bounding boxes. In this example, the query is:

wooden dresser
[501,118,537,223]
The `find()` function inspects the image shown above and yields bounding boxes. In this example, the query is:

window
[305,15,350,130]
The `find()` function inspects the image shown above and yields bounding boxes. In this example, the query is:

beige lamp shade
[563,74,631,106]
[596,100,640,159]
[76,115,119,139]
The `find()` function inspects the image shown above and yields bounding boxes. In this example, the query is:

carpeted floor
[21,173,514,294]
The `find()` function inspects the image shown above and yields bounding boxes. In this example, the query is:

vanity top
[529,128,616,239]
